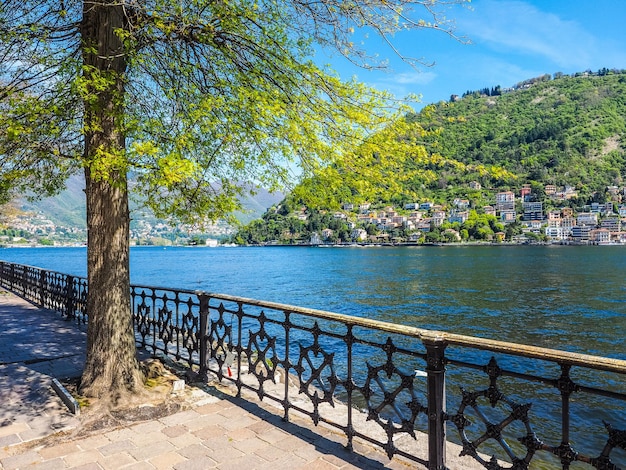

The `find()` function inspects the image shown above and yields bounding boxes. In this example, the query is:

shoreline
[2,240,623,249]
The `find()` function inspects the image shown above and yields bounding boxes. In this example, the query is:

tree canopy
[0,0,468,398]
[1,0,468,221]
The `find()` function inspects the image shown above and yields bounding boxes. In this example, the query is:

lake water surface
[2,244,624,359]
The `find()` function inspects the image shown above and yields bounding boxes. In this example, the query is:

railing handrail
[135,283,626,375]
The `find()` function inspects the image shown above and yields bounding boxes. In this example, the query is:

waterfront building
[417,221,431,232]
[310,232,321,245]
[561,217,576,236]
[577,212,598,226]
[522,220,543,232]
[500,209,517,224]
[522,201,543,221]
[496,191,515,203]
[449,210,469,224]
[590,203,602,213]
[483,205,496,217]
[453,198,470,210]
[590,228,611,244]
[547,210,561,222]
[351,228,367,241]
[495,191,515,212]
[409,232,421,242]
[432,211,447,227]
[571,225,591,242]
[545,226,565,240]
[600,217,621,232]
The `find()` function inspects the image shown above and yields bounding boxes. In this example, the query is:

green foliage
[1,0,471,225]
[424,73,626,193]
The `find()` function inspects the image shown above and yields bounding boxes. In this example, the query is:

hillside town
[0,212,233,247]
[301,182,626,245]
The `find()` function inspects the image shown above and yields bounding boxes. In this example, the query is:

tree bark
[79,0,144,399]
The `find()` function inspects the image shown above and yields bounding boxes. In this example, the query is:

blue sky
[321,0,626,109]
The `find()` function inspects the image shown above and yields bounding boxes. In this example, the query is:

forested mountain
[232,70,626,245]
[417,71,626,201]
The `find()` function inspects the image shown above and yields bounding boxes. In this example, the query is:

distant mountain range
[17,174,283,230]
[19,175,87,228]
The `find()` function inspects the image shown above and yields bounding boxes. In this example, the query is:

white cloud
[391,71,438,85]
[369,71,437,99]
[458,0,597,69]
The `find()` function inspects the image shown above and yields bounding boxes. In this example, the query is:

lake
[1,244,624,360]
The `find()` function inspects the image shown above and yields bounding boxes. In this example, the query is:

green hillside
[232,70,626,245]
[417,71,626,200]
[19,174,87,228]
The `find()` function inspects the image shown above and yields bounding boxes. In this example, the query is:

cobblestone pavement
[0,289,481,469]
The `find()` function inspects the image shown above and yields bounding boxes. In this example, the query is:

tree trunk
[79,0,144,399]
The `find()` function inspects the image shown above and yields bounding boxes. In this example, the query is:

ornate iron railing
[1,260,625,470]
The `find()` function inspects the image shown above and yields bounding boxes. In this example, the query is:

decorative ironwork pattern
[292,322,340,425]
[449,369,538,467]
[245,312,280,400]
[207,302,233,381]
[1,260,625,470]
[347,337,427,459]
[130,287,201,368]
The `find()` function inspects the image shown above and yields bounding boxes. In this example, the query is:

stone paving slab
[0,291,86,368]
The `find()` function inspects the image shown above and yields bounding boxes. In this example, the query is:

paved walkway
[0,290,84,448]
[0,290,411,470]
[0,289,479,470]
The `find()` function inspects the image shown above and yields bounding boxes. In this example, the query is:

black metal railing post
[9,262,15,291]
[345,323,355,452]
[65,275,75,319]
[424,337,448,470]
[198,292,209,381]
[39,269,47,308]
[283,311,291,423]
